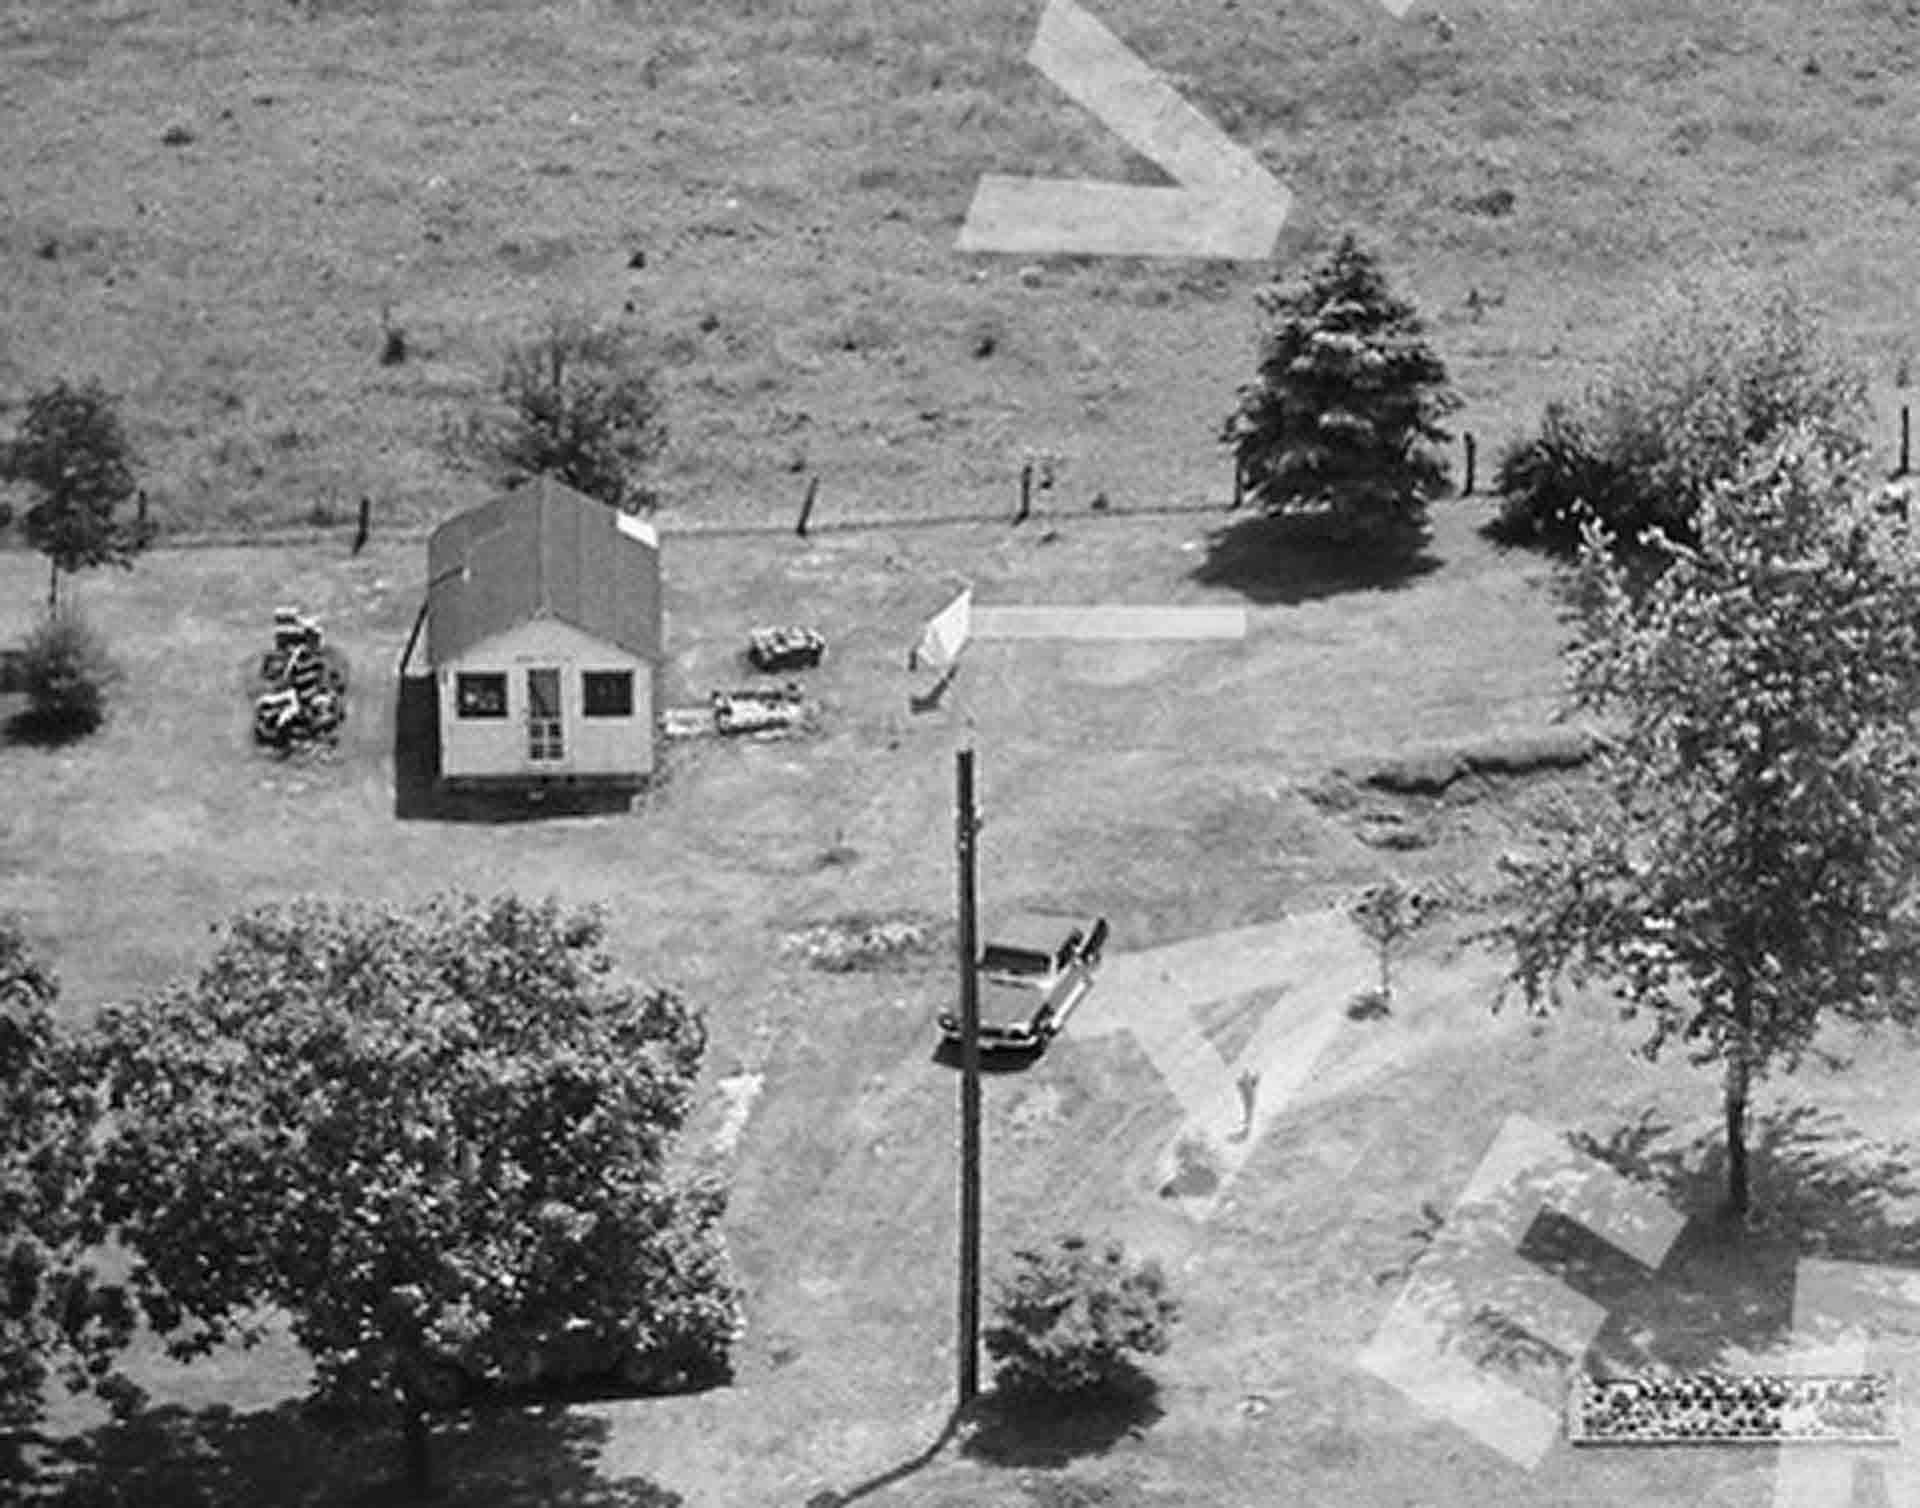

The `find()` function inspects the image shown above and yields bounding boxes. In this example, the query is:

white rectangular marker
[972,605,1248,641]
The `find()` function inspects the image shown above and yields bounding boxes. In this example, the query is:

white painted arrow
[957,0,1290,261]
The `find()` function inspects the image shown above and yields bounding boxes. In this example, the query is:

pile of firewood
[253,608,348,752]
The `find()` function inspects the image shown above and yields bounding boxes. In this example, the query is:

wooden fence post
[1463,432,1477,497]
[796,475,819,537]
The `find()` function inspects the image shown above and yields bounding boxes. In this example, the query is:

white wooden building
[423,478,662,792]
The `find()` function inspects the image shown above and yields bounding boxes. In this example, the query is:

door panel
[526,668,564,762]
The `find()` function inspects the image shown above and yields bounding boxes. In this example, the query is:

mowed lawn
[7,498,1920,1507]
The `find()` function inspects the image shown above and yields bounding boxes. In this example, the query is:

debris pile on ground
[784,914,935,972]
[253,607,348,753]
[747,626,826,672]
[661,707,715,740]
[1568,1371,1896,1444]
[712,683,812,737]
[1346,726,1606,796]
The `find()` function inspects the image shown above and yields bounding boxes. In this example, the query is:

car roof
[983,913,1090,953]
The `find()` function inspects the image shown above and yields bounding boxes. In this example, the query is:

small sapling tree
[74,893,742,1499]
[1475,426,1920,1220]
[985,1234,1177,1403]
[5,380,148,616]
[1349,876,1440,1014]
[1223,232,1460,543]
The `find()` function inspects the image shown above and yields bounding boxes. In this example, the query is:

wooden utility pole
[955,746,983,1407]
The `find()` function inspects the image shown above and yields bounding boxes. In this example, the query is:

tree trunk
[1723,1025,1752,1220]
[401,1395,436,1500]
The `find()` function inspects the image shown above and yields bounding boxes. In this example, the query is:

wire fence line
[8,401,1906,558]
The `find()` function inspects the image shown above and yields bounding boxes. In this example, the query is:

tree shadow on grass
[1366,1101,1920,1408]
[1568,1103,1920,1367]
[2,705,99,748]
[960,1371,1163,1470]
[15,1398,683,1508]
[1190,510,1441,606]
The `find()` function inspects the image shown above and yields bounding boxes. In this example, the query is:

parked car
[938,913,1108,1054]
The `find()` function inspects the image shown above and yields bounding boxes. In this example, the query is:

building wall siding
[438,617,655,779]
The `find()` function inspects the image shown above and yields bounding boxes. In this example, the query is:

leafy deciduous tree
[480,313,667,513]
[1475,427,1920,1219]
[75,893,741,1499]
[0,922,134,1478]
[1223,233,1460,543]
[5,381,149,615]
[1349,876,1440,1006]
[1491,274,1871,552]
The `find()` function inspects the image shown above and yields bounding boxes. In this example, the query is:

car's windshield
[980,944,1051,976]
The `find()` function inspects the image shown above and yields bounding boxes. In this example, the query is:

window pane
[527,669,561,720]
[583,671,633,718]
[456,674,507,718]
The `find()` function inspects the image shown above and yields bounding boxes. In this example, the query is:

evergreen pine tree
[1224,233,1460,542]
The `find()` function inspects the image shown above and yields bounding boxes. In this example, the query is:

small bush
[985,1235,1177,1402]
[16,611,114,741]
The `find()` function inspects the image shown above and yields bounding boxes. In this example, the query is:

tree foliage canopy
[0,922,134,1457]
[1223,233,1459,540]
[5,380,148,610]
[1476,426,1920,1213]
[73,893,739,1485]
[481,314,667,512]
[1492,274,1871,552]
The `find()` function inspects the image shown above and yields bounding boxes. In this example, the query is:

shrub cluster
[17,610,114,741]
[1491,275,1871,551]
[985,1234,1177,1401]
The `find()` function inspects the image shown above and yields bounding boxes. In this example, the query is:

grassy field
[4,0,1918,537]
[8,0,1920,1504]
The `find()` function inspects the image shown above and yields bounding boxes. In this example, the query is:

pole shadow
[802,1405,966,1508]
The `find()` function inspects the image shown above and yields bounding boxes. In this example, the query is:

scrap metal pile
[747,625,826,672]
[253,608,348,752]
[712,682,810,737]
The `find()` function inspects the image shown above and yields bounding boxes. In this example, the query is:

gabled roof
[426,477,662,666]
